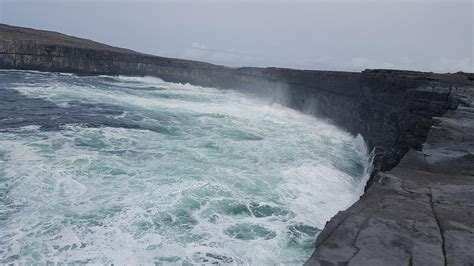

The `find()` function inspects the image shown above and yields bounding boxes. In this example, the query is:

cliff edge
[1,23,473,265]
[306,87,474,265]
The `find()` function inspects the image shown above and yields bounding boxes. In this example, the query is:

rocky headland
[1,23,473,265]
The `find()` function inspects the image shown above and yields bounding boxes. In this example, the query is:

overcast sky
[0,0,472,72]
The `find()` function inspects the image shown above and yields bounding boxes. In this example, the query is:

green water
[0,71,371,265]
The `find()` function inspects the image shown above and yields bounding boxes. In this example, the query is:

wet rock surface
[1,23,473,264]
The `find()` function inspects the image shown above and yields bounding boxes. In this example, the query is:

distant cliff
[1,23,473,265]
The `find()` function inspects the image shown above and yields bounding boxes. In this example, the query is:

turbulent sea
[0,70,371,265]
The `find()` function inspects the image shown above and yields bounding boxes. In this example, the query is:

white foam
[279,163,359,228]
[0,71,372,264]
[56,102,71,108]
[0,125,42,133]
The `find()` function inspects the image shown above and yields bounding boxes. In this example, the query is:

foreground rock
[1,23,473,264]
[306,87,474,265]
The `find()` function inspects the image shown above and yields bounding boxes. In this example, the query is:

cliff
[306,86,474,265]
[1,23,473,265]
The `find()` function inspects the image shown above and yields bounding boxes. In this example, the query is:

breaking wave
[0,70,371,265]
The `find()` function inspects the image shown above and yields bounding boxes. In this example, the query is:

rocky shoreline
[1,23,473,264]
[306,86,474,265]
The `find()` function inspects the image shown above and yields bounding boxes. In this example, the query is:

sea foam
[0,71,372,264]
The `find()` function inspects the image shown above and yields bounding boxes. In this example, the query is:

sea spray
[0,70,372,265]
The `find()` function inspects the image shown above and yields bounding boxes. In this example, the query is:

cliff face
[1,23,473,264]
[306,86,474,266]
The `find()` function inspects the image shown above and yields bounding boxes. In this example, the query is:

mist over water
[0,70,371,264]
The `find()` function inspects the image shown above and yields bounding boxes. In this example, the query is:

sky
[0,0,472,73]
